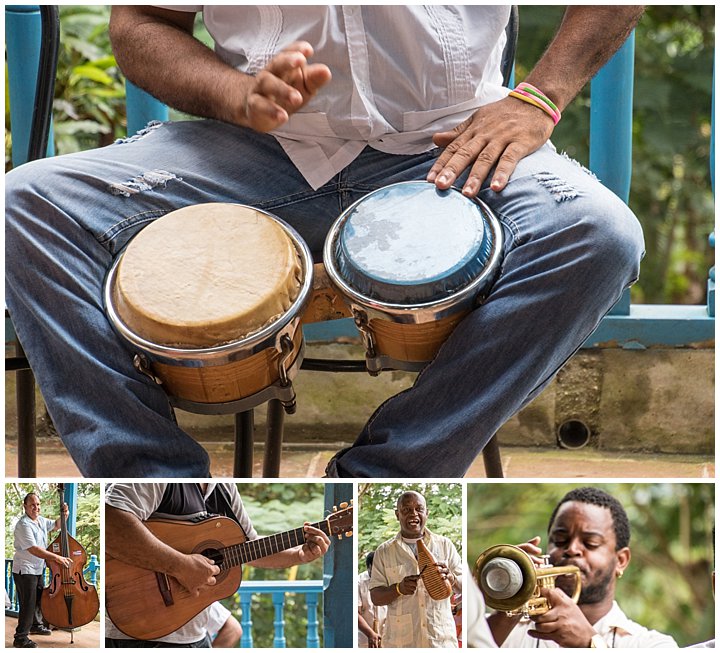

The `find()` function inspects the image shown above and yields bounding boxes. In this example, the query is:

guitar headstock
[327,501,353,540]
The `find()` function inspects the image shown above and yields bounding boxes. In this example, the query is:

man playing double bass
[104,482,331,647]
[11,492,71,649]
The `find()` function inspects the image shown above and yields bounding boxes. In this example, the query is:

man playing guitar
[104,483,330,647]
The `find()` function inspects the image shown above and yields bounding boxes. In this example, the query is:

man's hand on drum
[239,41,332,132]
[427,96,555,198]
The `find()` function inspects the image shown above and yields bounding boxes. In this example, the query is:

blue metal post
[86,554,100,586]
[6,5,54,165]
[305,592,320,648]
[63,483,78,536]
[589,33,635,316]
[6,560,20,616]
[239,593,254,647]
[322,484,353,648]
[590,33,635,202]
[126,81,169,136]
[271,591,287,648]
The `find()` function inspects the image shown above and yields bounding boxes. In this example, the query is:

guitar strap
[154,484,241,527]
[206,484,241,526]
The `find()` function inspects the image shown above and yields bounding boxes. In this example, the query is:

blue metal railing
[5,556,101,618]
[233,581,323,648]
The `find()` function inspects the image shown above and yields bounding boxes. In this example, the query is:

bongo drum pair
[104,182,504,413]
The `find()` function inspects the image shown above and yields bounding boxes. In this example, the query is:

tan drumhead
[112,203,303,348]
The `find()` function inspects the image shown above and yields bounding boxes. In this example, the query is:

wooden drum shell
[368,312,468,363]
[150,327,304,404]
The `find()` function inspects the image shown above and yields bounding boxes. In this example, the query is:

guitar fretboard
[218,519,329,569]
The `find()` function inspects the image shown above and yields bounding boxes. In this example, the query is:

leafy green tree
[358,483,462,575]
[467,483,714,647]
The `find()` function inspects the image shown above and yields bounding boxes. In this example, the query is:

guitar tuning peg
[339,502,348,509]
[333,505,338,512]
[337,534,343,540]
[350,499,354,505]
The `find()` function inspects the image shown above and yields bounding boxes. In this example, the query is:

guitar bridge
[155,572,174,607]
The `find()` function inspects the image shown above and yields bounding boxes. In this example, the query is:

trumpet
[474,544,581,617]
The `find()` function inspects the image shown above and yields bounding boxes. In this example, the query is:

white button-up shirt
[369,528,462,648]
[12,514,56,575]
[157,5,511,188]
[502,600,679,648]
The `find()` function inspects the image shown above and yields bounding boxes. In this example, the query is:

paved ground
[4,616,101,648]
[5,436,713,479]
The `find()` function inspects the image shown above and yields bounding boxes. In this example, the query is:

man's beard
[556,563,615,605]
[579,564,615,604]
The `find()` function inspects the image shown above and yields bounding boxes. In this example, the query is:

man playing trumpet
[369,491,462,648]
[484,487,678,648]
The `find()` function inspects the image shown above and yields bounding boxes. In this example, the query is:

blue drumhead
[333,182,496,304]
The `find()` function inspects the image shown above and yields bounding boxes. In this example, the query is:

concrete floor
[4,616,101,648]
[5,436,713,479]
[5,341,714,479]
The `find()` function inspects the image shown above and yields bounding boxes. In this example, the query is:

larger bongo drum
[324,181,504,373]
[104,203,313,414]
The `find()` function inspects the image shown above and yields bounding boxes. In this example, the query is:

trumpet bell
[474,544,581,617]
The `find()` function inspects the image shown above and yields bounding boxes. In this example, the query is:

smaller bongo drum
[323,181,504,373]
[104,203,313,414]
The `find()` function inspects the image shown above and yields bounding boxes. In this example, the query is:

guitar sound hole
[202,548,224,567]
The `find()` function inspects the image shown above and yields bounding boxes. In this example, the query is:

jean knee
[575,198,645,286]
[6,158,64,228]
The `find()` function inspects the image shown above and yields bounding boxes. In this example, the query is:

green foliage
[358,483,462,574]
[516,6,715,304]
[52,5,127,153]
[5,482,101,564]
[467,483,715,647]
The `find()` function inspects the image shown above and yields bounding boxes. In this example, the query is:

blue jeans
[5,120,644,477]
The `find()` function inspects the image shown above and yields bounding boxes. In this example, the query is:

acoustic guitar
[105,502,353,641]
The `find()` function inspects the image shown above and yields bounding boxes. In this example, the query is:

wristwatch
[590,634,608,648]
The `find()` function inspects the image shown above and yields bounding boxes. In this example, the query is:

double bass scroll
[40,483,100,630]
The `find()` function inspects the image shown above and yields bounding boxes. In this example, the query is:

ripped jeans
[5,120,644,477]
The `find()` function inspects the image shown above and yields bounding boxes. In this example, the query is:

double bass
[40,484,99,630]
